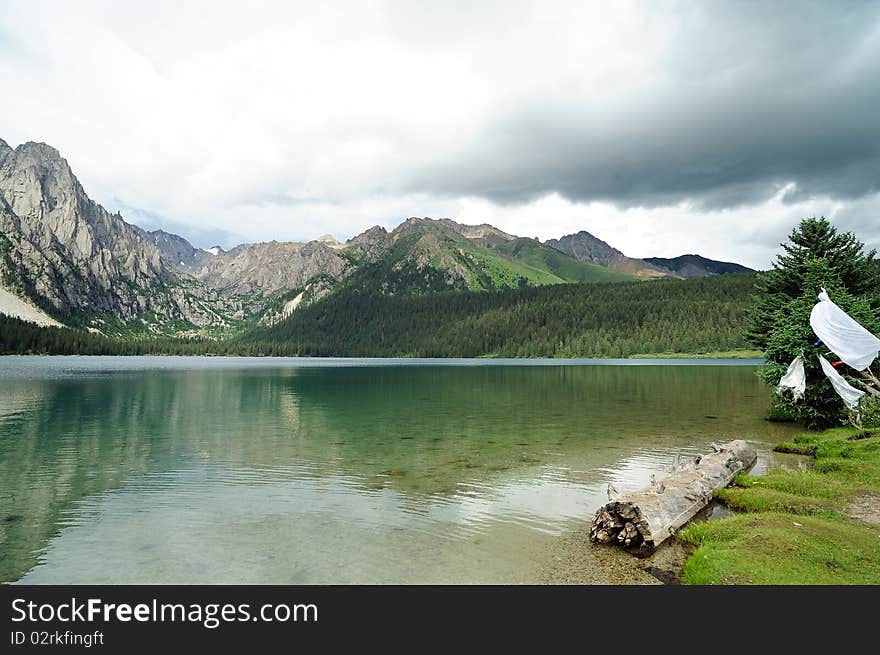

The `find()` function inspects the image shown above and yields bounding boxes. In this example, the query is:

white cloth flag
[809,289,880,371]
[777,355,806,401]
[818,354,865,410]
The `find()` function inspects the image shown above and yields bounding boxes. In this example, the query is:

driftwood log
[590,440,757,553]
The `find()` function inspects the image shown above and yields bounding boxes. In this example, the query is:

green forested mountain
[241,273,755,358]
[1,274,756,357]
[0,135,757,355]
[342,218,636,297]
[1,313,115,355]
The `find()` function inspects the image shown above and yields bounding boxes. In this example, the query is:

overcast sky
[2,0,879,268]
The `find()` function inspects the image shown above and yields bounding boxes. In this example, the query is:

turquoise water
[0,356,801,583]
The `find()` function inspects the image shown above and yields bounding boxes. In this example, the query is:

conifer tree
[749,218,880,427]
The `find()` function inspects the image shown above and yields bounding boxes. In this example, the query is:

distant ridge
[546,230,752,279]
[644,254,753,278]
[132,227,212,272]
[545,231,673,278]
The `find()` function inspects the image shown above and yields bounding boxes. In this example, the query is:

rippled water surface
[0,356,802,583]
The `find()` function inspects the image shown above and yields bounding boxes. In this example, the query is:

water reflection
[0,357,803,583]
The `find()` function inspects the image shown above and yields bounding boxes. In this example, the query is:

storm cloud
[406,1,880,208]
[0,0,878,266]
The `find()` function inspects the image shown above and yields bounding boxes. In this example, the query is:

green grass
[491,238,638,284]
[442,235,634,289]
[681,513,880,584]
[679,426,880,584]
[453,240,562,288]
[629,349,764,359]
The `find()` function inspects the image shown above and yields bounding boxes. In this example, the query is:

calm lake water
[0,356,803,584]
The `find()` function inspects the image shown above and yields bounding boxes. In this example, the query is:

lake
[0,356,803,584]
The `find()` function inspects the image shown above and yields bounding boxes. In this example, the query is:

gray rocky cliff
[0,140,233,330]
[345,225,390,262]
[133,227,213,273]
[546,230,673,278]
[192,239,353,313]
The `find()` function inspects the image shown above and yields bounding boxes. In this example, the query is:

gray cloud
[404,1,880,209]
[1,0,878,266]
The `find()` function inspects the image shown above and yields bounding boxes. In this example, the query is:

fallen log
[590,440,757,553]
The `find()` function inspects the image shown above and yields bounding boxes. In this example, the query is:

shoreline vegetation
[1,274,755,358]
[678,426,880,584]
[0,349,765,360]
[628,350,763,359]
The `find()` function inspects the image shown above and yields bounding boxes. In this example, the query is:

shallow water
[0,356,802,584]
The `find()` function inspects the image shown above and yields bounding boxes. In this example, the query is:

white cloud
[1,0,877,265]
[447,187,876,270]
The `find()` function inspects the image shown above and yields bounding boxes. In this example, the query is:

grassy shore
[629,349,764,359]
[678,427,880,584]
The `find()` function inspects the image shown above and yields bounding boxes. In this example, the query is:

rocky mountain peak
[439,218,516,248]
[345,225,390,262]
[15,140,64,158]
[395,217,514,243]
[347,225,387,244]
[190,239,353,314]
[545,230,623,267]
[131,226,211,273]
[8,142,77,191]
[2,141,79,209]
[0,137,235,330]
[546,230,675,278]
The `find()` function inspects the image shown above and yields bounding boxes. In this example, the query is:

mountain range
[0,139,752,337]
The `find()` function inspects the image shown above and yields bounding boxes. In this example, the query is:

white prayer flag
[818,354,865,410]
[809,289,880,372]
